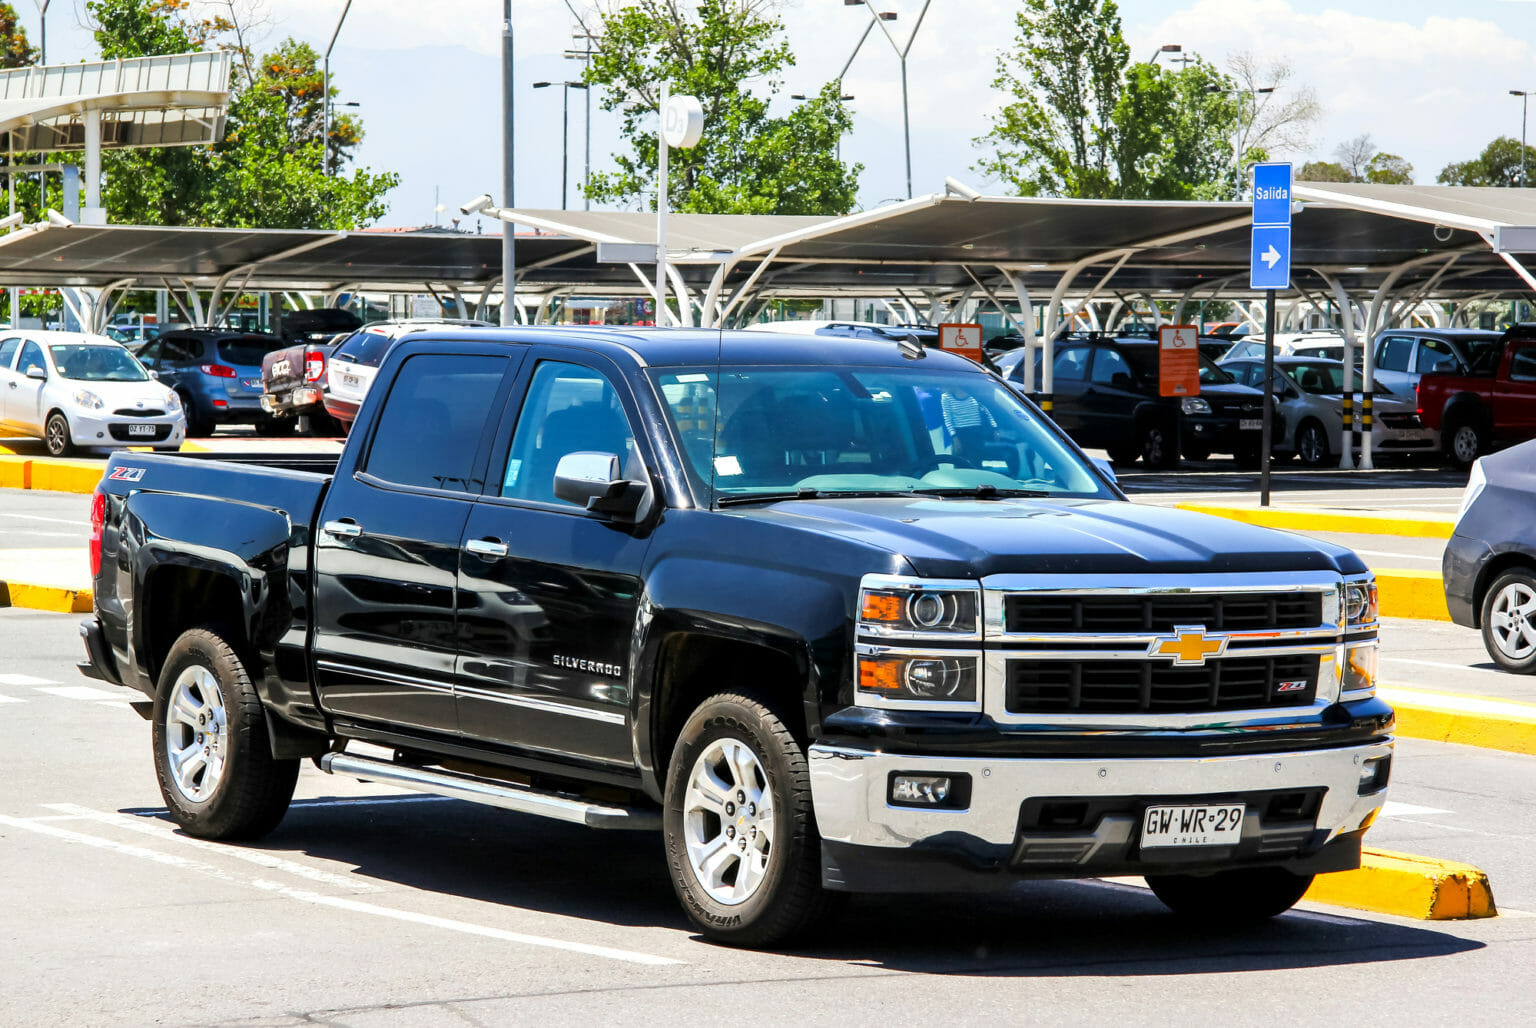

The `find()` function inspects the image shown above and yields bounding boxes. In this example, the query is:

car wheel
[1181,444,1211,462]
[1480,569,1536,674]
[1296,420,1330,467]
[1138,420,1179,469]
[44,412,75,458]
[1145,866,1315,922]
[179,392,213,437]
[663,690,836,948]
[1105,444,1139,465]
[151,627,299,840]
[255,416,295,438]
[1444,420,1486,469]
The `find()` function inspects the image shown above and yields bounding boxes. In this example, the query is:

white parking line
[0,674,55,686]
[0,695,23,704]
[1381,657,1512,679]
[34,685,122,701]
[0,812,684,967]
[1350,549,1439,562]
[0,512,81,525]
[42,803,382,893]
[1379,801,1452,818]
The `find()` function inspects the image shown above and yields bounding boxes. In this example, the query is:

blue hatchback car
[134,330,289,436]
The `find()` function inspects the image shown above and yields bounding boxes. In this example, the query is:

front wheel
[1444,420,1486,469]
[663,690,834,948]
[1295,420,1330,467]
[1146,866,1314,922]
[1138,420,1179,469]
[1481,568,1536,673]
[44,412,75,457]
[151,627,299,840]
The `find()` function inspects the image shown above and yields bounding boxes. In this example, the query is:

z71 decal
[107,466,146,482]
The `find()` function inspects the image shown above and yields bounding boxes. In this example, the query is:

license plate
[126,423,156,437]
[342,374,361,389]
[1140,803,1245,849]
[242,378,262,389]
[1239,418,1262,431]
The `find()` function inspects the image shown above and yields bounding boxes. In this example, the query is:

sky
[32,0,1536,228]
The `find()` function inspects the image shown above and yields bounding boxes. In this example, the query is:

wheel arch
[1472,551,1536,629]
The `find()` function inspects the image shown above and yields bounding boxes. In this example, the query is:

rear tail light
[304,350,326,382]
[89,489,105,578]
[200,363,236,378]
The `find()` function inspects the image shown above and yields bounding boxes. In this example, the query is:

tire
[1105,444,1139,465]
[179,392,213,437]
[663,690,834,948]
[1145,866,1315,922]
[255,416,295,438]
[1480,568,1536,674]
[1138,420,1179,469]
[1444,419,1486,469]
[1295,420,1330,467]
[1181,444,1211,462]
[44,411,75,457]
[299,412,342,437]
[151,627,299,841]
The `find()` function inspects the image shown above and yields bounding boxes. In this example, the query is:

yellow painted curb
[1382,686,1536,757]
[0,580,94,613]
[1305,847,1496,919]
[1177,502,1455,539]
[0,457,27,490]
[28,461,103,495]
[1376,568,1450,622]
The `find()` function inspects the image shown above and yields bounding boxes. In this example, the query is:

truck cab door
[454,352,654,767]
[1495,342,1536,438]
[311,351,516,736]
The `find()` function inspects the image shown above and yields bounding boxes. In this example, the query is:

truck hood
[735,496,1363,579]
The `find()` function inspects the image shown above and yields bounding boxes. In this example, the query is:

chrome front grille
[1005,653,1319,714]
[1003,592,1321,634]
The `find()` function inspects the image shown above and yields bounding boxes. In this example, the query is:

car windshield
[648,364,1114,505]
[332,328,395,366]
[216,335,283,366]
[49,344,149,382]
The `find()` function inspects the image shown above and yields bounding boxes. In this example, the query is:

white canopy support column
[664,264,696,327]
[92,277,134,333]
[1002,270,1038,392]
[1321,272,1361,470]
[474,277,498,321]
[81,108,103,225]
[178,279,206,325]
[718,248,781,327]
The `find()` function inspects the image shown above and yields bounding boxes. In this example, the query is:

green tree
[1297,160,1351,183]
[584,0,859,214]
[0,2,38,67]
[976,0,1241,199]
[86,0,395,228]
[1299,135,1412,185]
[1438,136,1536,187]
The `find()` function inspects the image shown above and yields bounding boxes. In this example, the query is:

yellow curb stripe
[1176,502,1455,539]
[1382,687,1536,757]
[0,456,103,495]
[0,580,94,613]
[1375,568,1450,621]
[1305,847,1496,920]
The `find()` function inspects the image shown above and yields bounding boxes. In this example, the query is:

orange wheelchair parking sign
[1159,325,1200,397]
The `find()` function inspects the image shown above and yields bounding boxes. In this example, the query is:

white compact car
[0,332,186,456]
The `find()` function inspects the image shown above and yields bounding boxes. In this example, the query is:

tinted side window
[1090,348,1133,386]
[1052,346,1089,382]
[1417,339,1459,374]
[501,361,638,507]
[364,354,506,492]
[1377,336,1413,372]
[0,336,19,369]
[161,336,203,362]
[1510,345,1536,383]
[18,340,45,375]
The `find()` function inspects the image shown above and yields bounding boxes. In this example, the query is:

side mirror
[25,365,45,380]
[148,369,160,380]
[553,451,647,520]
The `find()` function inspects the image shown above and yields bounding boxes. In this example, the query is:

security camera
[460,193,495,216]
[944,177,982,201]
[45,209,75,227]
[0,211,23,230]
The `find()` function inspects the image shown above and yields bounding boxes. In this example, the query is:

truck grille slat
[1004,593,1321,634]
[1006,655,1318,714]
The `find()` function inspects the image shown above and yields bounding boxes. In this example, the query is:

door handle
[465,538,508,559]
[322,519,362,539]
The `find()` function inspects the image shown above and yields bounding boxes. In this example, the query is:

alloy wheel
[163,665,229,803]
[682,737,775,906]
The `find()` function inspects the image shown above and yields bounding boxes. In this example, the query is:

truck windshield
[649,364,1114,505]
[50,345,149,382]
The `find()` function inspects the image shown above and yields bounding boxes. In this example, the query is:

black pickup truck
[80,328,1393,947]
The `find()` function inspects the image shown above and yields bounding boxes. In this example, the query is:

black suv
[1000,337,1271,467]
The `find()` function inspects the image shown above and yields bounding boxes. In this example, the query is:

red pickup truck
[1417,331,1536,467]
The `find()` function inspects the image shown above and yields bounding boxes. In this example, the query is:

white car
[324,319,493,431]
[0,331,186,457]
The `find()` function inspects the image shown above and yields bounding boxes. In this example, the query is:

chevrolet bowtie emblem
[1149,626,1228,666]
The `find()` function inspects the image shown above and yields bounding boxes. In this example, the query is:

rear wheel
[151,627,298,840]
[179,392,213,437]
[1146,866,1315,922]
[1181,444,1211,462]
[1444,419,1486,469]
[44,412,74,457]
[255,416,295,437]
[1138,419,1179,469]
[1295,420,1330,467]
[1480,568,1536,674]
[663,690,835,948]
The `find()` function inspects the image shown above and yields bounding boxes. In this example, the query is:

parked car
[1370,327,1503,397]
[324,319,493,432]
[0,331,185,456]
[1415,326,1536,467]
[1219,356,1436,466]
[133,329,290,437]
[104,324,160,346]
[1443,438,1536,673]
[997,337,1271,467]
[259,308,364,436]
[1221,332,1355,363]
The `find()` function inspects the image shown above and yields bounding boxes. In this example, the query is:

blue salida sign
[1250,162,1292,290]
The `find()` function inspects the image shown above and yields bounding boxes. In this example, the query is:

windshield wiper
[909,485,1052,499]
[716,487,823,507]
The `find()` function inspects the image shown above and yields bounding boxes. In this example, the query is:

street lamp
[566,30,601,211]
[534,80,589,210]
[1207,83,1275,196]
[791,92,855,164]
[846,0,932,200]
[33,1,50,64]
[321,0,355,176]
[1148,43,1182,64]
[1511,90,1533,186]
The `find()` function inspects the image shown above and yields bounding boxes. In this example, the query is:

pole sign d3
[1249,161,1292,291]
[1158,324,1200,397]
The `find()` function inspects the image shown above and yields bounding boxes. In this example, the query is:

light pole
[567,30,600,210]
[1148,43,1182,64]
[1511,90,1532,186]
[791,92,855,164]
[321,0,354,175]
[845,0,931,200]
[1206,83,1275,198]
[34,1,49,64]
[534,81,588,210]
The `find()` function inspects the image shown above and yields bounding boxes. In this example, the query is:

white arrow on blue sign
[1250,162,1293,290]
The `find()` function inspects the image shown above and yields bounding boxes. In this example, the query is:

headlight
[74,389,103,410]
[1181,397,1211,415]
[164,391,182,411]
[1342,640,1378,698]
[859,576,980,638]
[1344,578,1378,627]
[857,649,979,708]
[1455,458,1485,524]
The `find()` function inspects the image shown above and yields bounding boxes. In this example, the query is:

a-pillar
[82,109,106,225]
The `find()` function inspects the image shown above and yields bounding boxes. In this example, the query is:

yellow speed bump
[1176,502,1455,539]
[1375,569,1451,622]
[1305,847,1496,920]
[1381,686,1536,757]
[0,581,94,613]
